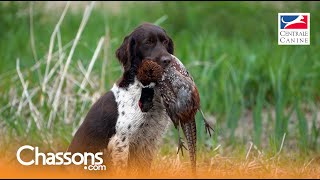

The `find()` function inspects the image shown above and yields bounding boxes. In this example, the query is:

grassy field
[0,1,319,176]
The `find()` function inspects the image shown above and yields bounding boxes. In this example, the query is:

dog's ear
[168,36,174,54]
[160,26,174,55]
[116,35,136,72]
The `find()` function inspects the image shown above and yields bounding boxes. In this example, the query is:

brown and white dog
[67,23,175,174]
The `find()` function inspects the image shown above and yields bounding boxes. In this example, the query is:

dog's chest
[111,79,170,144]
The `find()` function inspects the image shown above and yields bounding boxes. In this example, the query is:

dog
[67,23,175,175]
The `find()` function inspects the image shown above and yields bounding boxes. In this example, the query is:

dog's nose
[160,56,172,67]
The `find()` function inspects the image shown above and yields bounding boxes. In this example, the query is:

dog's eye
[145,40,153,45]
[163,40,169,45]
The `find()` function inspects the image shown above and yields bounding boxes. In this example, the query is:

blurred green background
[0,1,319,159]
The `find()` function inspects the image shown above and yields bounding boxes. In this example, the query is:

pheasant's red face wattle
[138,100,142,110]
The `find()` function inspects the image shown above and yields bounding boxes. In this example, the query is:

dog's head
[116,23,174,77]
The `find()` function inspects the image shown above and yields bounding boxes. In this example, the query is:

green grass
[0,1,320,159]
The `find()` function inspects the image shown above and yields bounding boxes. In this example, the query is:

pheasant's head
[137,59,164,86]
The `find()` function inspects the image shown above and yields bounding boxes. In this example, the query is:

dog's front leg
[108,133,130,175]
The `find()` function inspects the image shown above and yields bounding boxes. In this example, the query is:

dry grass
[1,152,319,178]
[148,151,320,178]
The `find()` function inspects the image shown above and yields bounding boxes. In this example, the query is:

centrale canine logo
[280,15,308,29]
[278,13,310,45]
[16,145,106,171]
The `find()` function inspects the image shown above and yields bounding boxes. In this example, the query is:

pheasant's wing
[171,55,214,136]
[158,80,180,128]
[170,55,195,82]
[169,55,200,112]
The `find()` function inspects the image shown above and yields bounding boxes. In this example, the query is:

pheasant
[137,56,214,175]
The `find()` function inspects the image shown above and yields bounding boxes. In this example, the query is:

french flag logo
[280,15,308,29]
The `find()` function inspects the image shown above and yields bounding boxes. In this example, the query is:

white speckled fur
[108,77,170,173]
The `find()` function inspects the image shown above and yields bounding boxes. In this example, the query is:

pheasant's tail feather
[181,120,197,175]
